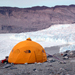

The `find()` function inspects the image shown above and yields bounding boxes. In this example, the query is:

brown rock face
[0,5,75,33]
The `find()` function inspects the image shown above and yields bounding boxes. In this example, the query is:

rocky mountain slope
[0,5,75,33]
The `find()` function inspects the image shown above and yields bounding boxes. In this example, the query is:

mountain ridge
[0,4,75,33]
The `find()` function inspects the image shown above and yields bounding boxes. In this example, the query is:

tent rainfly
[8,38,47,64]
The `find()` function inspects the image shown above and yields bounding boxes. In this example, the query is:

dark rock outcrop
[0,5,75,33]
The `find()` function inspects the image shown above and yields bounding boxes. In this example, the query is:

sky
[0,0,75,8]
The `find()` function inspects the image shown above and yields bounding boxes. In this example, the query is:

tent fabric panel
[34,49,43,63]
[42,49,47,62]
[28,50,36,63]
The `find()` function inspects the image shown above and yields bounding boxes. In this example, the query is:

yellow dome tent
[8,38,47,64]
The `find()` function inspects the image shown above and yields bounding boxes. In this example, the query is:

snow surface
[0,24,75,60]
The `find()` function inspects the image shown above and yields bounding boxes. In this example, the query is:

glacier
[0,24,75,60]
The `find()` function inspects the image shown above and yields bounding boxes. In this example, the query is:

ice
[10,24,75,45]
[60,44,75,53]
[0,24,75,60]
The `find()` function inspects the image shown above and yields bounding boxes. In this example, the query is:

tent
[8,38,47,64]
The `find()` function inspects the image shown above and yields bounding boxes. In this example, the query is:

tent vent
[26,38,32,41]
[24,50,31,53]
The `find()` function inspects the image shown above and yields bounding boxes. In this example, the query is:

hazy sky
[0,0,75,8]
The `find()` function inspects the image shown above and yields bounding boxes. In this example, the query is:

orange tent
[8,38,47,64]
